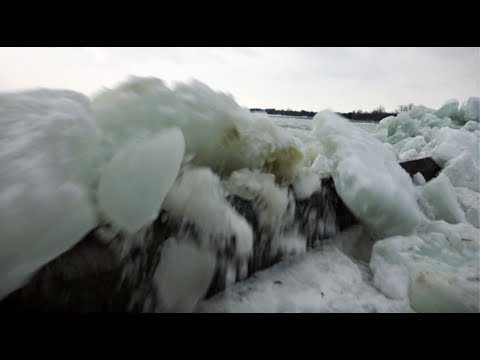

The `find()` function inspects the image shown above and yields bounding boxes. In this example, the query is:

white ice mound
[371,222,480,312]
[98,127,185,234]
[312,110,426,236]
[0,89,99,299]
[92,76,301,180]
[154,237,217,312]
[163,167,253,257]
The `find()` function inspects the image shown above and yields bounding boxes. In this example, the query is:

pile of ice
[372,98,479,165]
[365,98,479,312]
[202,97,479,313]
[0,77,303,308]
[310,98,479,312]
[1,75,478,312]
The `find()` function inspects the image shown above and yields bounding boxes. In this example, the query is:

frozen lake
[269,114,378,133]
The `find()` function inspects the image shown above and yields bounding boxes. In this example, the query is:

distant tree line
[251,103,415,122]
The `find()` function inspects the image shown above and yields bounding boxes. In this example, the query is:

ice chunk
[385,113,421,142]
[417,174,466,224]
[459,97,480,124]
[313,110,426,237]
[311,153,332,176]
[370,255,410,300]
[399,136,427,154]
[463,121,480,132]
[292,170,321,200]
[434,99,459,120]
[98,127,185,233]
[373,116,395,142]
[392,137,412,154]
[455,187,480,228]
[413,172,427,186]
[399,148,419,162]
[0,89,100,299]
[432,127,479,167]
[383,143,398,158]
[0,182,96,299]
[164,167,253,257]
[93,76,301,178]
[224,168,289,227]
[408,105,435,120]
[371,224,480,312]
[441,152,480,192]
[154,237,217,312]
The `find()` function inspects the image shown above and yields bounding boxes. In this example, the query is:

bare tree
[372,105,386,114]
[396,103,414,113]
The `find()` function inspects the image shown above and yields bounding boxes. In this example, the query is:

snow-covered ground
[198,244,412,313]
[1,77,479,312]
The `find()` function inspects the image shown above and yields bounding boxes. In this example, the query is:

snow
[198,245,412,313]
[98,127,185,234]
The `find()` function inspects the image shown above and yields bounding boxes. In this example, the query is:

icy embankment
[0,76,478,312]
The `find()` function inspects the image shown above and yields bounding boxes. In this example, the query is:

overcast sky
[0,47,478,112]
